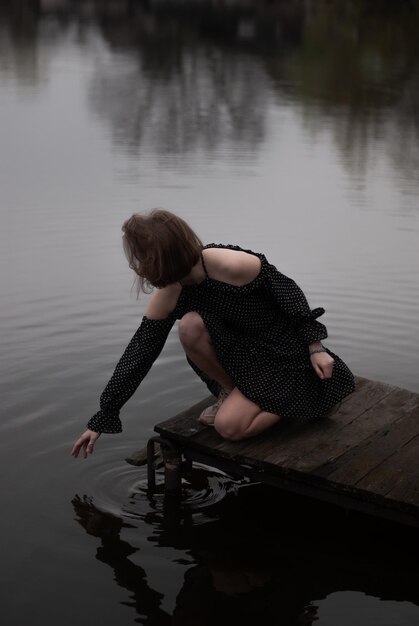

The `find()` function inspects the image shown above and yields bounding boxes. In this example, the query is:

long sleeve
[263,259,328,344]
[87,315,175,433]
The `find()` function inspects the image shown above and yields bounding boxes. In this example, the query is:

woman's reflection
[71,492,318,625]
[72,482,419,626]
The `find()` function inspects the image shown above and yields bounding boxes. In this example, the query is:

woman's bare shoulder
[203,247,261,286]
[146,283,182,320]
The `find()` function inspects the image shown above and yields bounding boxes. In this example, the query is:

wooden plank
[156,396,214,438]
[156,417,238,457]
[384,435,419,504]
[315,399,419,484]
[356,426,419,500]
[253,378,396,469]
[276,386,417,473]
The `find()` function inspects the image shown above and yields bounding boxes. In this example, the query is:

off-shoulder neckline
[194,243,268,290]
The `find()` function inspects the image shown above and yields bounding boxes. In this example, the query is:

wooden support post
[162,443,183,496]
[146,436,183,497]
[183,456,193,481]
[147,437,160,493]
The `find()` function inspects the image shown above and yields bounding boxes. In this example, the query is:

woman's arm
[266,263,334,380]
[262,260,334,378]
[262,259,328,344]
[71,285,180,458]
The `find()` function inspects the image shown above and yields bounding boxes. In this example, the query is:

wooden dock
[129,377,419,528]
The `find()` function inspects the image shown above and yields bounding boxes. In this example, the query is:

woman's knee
[214,413,246,441]
[215,402,282,441]
[178,312,206,348]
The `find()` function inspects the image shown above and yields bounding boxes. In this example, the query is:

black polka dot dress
[87,244,355,433]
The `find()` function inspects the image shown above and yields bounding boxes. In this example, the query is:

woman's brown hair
[122,209,203,292]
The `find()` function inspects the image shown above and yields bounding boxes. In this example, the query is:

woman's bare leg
[178,312,234,391]
[214,388,282,441]
[178,312,282,440]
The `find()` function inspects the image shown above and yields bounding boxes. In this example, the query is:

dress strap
[201,251,209,277]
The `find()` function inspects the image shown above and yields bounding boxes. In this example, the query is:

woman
[72,209,355,459]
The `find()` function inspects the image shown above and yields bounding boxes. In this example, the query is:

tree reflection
[89,16,268,159]
[266,1,419,182]
[89,1,419,184]
[0,1,42,89]
[1,1,419,184]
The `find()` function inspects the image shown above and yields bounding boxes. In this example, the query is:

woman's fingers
[324,361,335,378]
[311,353,334,380]
[323,362,334,378]
[84,434,99,458]
[71,430,100,459]
[71,437,84,458]
[313,363,325,380]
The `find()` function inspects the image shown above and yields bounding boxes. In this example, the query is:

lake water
[1,1,419,624]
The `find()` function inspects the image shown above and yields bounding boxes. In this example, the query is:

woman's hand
[310,351,334,380]
[71,430,101,459]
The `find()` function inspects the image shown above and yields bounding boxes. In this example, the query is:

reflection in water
[0,2,42,89]
[72,483,419,625]
[72,492,313,625]
[85,2,419,188]
[86,1,307,160]
[271,1,419,184]
[73,495,171,625]
[89,40,267,159]
[91,2,418,190]
[1,0,419,188]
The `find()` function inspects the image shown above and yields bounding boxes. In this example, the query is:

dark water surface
[1,1,419,624]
